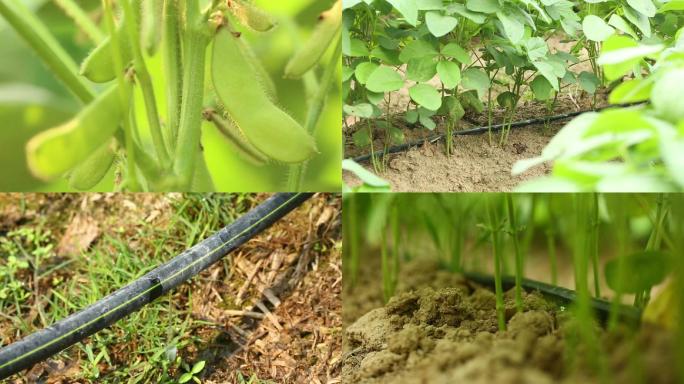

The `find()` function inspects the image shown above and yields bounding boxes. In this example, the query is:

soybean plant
[1,0,341,191]
[486,195,506,332]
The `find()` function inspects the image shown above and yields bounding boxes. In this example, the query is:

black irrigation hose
[0,193,313,379]
[350,103,644,164]
[463,271,642,326]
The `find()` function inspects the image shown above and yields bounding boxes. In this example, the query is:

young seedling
[178,360,205,383]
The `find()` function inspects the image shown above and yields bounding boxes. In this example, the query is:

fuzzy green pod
[211,27,317,164]
[67,141,116,190]
[284,0,341,79]
[80,20,133,83]
[235,32,277,101]
[226,0,277,32]
[206,110,268,166]
[26,84,129,180]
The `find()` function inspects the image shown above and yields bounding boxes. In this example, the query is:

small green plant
[178,360,205,384]
[236,370,272,384]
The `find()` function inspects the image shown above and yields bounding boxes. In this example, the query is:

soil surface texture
[343,259,679,384]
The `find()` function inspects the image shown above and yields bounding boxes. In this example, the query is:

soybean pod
[80,18,133,83]
[284,0,342,79]
[205,110,268,166]
[67,141,117,190]
[211,27,317,164]
[225,0,277,33]
[26,84,129,180]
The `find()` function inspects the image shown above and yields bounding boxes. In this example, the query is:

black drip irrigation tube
[0,193,312,380]
[463,271,642,326]
[350,103,644,164]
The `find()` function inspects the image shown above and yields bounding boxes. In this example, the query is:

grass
[0,194,258,382]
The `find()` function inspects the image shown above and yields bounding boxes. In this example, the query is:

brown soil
[344,125,558,192]
[343,259,680,384]
[343,33,609,192]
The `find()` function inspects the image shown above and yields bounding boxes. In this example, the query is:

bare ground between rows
[342,259,679,384]
[344,85,608,192]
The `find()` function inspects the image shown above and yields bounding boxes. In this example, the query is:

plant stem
[608,195,629,330]
[589,193,601,298]
[174,0,210,189]
[287,36,342,191]
[0,0,94,103]
[381,222,390,303]
[121,0,170,167]
[390,204,399,295]
[348,195,360,287]
[54,0,105,44]
[506,195,524,313]
[162,0,183,151]
[103,0,139,191]
[487,195,506,331]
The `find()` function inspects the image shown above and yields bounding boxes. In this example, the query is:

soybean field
[342,0,684,192]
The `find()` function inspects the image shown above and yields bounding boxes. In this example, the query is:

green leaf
[386,0,419,26]
[466,0,501,13]
[461,68,490,97]
[441,42,471,64]
[497,9,525,44]
[524,37,548,61]
[605,251,669,293]
[348,38,369,57]
[651,68,684,123]
[366,67,404,93]
[342,159,391,189]
[626,0,656,17]
[419,114,436,130]
[355,62,379,84]
[436,61,461,89]
[425,11,458,37]
[582,15,614,42]
[179,373,193,383]
[406,57,438,82]
[530,76,553,101]
[400,39,439,62]
[409,84,442,111]
[343,103,374,118]
[609,78,653,104]
[191,361,206,374]
[578,71,600,94]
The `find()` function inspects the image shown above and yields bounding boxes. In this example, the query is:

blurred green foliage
[0,0,340,191]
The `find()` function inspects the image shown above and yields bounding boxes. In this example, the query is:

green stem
[590,194,601,298]
[121,0,170,167]
[174,0,210,189]
[103,0,139,191]
[608,196,629,330]
[390,204,399,296]
[348,195,360,287]
[487,196,506,331]
[0,0,94,103]
[287,36,342,191]
[54,0,105,44]
[162,0,183,151]
[506,195,524,313]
